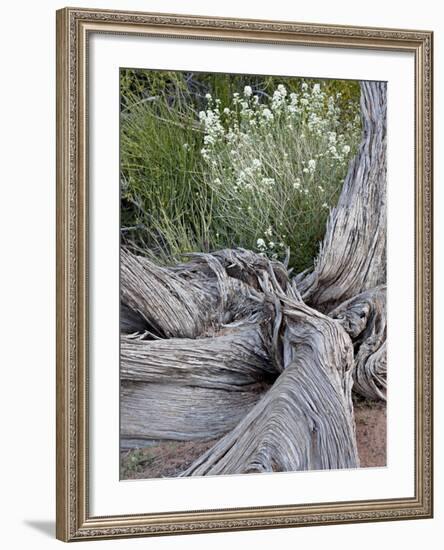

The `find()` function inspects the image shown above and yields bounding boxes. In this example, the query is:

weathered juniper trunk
[120,249,218,338]
[330,286,387,401]
[120,249,360,471]
[120,81,387,476]
[120,324,275,444]
[181,300,359,475]
[121,381,266,441]
[121,324,274,390]
[294,81,387,312]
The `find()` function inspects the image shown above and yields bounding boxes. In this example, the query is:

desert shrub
[198,82,361,269]
[120,71,361,271]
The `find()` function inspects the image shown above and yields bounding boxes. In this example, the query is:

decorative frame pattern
[56,7,433,542]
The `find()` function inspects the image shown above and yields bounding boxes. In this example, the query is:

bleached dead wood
[120,247,359,472]
[121,324,274,390]
[330,286,387,400]
[294,81,387,311]
[121,249,218,338]
[121,381,267,441]
[182,300,359,475]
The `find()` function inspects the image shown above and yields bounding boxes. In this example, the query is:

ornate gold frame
[56,7,433,542]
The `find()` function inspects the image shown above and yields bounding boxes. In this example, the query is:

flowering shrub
[198,81,361,270]
[120,71,361,271]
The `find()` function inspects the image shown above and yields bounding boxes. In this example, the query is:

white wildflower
[342,145,351,154]
[277,84,287,97]
[268,241,275,249]
[308,159,316,172]
[313,83,321,94]
[205,93,212,100]
[223,107,230,115]
[322,202,329,209]
[257,238,266,250]
[243,85,253,97]
[272,90,281,101]
[262,108,273,120]
[252,159,262,169]
[265,226,273,237]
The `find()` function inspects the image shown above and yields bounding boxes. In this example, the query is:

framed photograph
[56,7,433,542]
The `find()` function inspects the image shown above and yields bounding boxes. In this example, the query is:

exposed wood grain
[182,299,359,475]
[330,286,387,400]
[294,82,387,311]
[121,323,275,390]
[121,381,267,441]
[121,249,218,338]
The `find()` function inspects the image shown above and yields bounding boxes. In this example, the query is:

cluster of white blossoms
[198,82,361,260]
[254,222,289,259]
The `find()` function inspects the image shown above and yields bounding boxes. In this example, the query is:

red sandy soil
[121,401,386,480]
[354,400,387,468]
[120,439,217,480]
